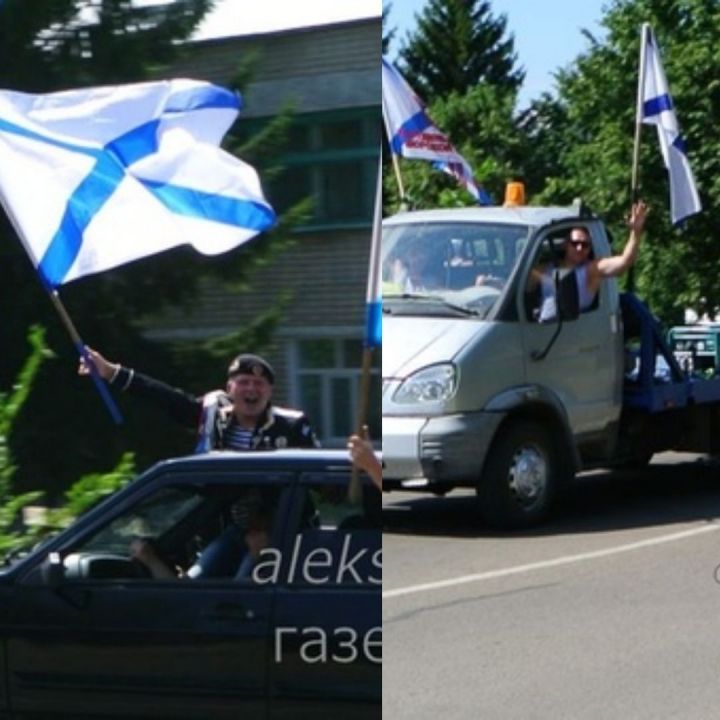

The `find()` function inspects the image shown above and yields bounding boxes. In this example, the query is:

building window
[265,108,380,229]
[291,338,380,446]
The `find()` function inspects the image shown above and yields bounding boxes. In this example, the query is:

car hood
[382,315,489,378]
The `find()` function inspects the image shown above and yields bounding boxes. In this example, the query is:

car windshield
[382,221,529,318]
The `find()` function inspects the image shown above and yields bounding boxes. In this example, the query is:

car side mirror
[41,552,66,589]
[555,268,580,322]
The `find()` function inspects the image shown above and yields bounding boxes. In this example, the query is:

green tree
[516,92,571,198]
[383,0,526,212]
[382,3,394,54]
[0,0,214,91]
[0,327,49,555]
[538,0,720,320]
[383,83,522,211]
[398,0,524,99]
[0,326,134,559]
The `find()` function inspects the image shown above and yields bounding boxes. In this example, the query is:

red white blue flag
[382,58,490,205]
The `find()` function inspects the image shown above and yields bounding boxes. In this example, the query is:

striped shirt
[223,422,254,450]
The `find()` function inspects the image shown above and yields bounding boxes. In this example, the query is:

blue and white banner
[382,58,490,205]
[0,79,276,287]
[365,164,382,349]
[639,24,701,225]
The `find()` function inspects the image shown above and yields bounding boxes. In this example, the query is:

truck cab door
[520,224,624,442]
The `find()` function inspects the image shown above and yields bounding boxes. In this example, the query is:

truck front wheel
[477,420,561,528]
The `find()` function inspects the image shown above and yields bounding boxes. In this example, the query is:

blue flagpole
[0,193,123,425]
[47,290,124,426]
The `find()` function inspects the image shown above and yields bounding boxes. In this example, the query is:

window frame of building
[286,332,380,448]
[239,107,380,231]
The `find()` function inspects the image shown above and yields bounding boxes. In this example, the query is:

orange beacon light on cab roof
[503,181,526,207]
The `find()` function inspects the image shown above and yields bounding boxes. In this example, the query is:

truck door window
[525,228,599,322]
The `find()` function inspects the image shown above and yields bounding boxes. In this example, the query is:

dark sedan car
[0,450,381,719]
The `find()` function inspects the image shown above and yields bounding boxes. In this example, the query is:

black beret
[227,354,275,384]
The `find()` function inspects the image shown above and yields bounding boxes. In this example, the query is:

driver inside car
[130,492,272,580]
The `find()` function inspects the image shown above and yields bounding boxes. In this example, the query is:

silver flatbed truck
[382,204,720,527]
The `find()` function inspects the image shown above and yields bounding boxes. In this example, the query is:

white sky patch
[133,0,380,39]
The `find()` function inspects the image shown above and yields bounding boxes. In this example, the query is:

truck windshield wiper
[384,294,480,317]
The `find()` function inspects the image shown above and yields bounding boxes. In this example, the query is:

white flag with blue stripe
[382,58,490,205]
[0,79,276,288]
[365,164,382,349]
[639,24,701,225]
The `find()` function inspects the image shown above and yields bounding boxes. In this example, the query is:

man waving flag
[382,58,490,205]
[638,24,701,225]
[0,79,276,288]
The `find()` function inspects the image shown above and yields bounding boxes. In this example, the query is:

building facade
[147,18,381,447]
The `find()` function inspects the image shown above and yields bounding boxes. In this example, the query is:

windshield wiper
[384,294,480,317]
[434,299,481,317]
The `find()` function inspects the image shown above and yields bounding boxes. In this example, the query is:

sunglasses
[569,239,590,250]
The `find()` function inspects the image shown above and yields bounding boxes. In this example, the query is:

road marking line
[383,522,720,600]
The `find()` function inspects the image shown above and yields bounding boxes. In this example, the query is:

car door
[269,472,381,719]
[5,470,293,720]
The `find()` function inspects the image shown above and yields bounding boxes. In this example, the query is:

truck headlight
[393,364,457,405]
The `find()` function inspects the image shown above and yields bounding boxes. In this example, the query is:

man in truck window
[534,200,649,322]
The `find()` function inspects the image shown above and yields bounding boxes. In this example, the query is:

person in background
[130,500,272,581]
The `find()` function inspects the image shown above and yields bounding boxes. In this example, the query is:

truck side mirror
[555,269,580,322]
[531,269,580,361]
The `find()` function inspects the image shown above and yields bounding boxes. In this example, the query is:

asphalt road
[382,453,720,720]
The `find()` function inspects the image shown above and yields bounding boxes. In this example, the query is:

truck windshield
[382,221,529,317]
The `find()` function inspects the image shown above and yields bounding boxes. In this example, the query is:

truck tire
[477,420,561,529]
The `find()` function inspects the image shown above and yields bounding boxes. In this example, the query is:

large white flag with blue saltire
[0,79,276,288]
[639,24,701,225]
